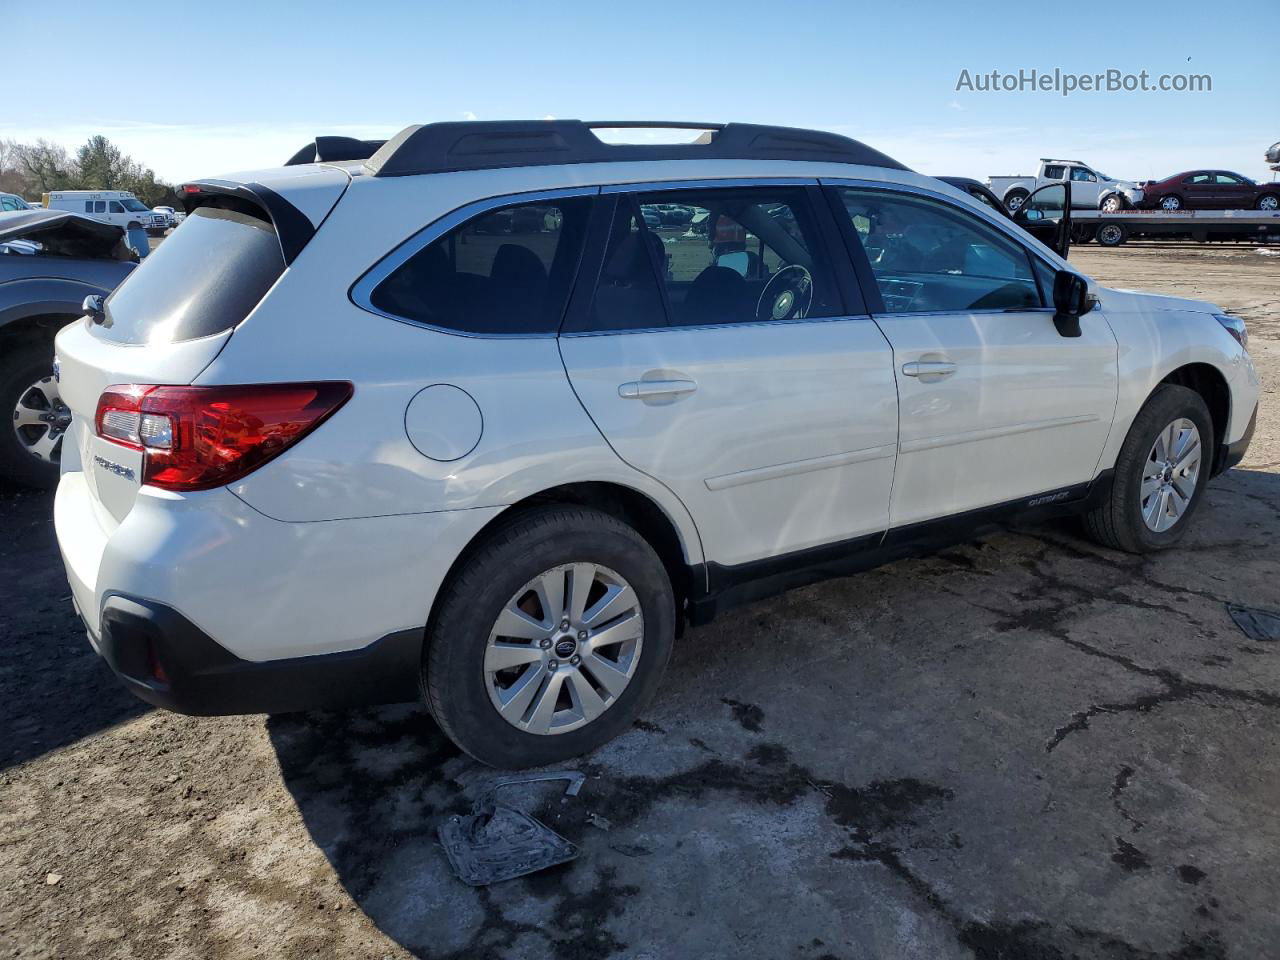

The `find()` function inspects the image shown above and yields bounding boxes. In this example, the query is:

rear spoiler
[178,180,315,265]
[284,136,387,166]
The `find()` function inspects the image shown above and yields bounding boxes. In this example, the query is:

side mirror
[1051,271,1093,338]
[82,294,105,324]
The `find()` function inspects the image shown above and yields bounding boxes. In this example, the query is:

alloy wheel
[1259,195,1279,211]
[1140,418,1201,533]
[1161,196,1182,211]
[11,374,69,466]
[484,562,644,735]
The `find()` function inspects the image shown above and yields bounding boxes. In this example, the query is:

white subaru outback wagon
[53,121,1259,768]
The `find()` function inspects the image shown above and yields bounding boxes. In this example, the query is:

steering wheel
[756,265,813,322]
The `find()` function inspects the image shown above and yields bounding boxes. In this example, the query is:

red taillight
[94,382,352,491]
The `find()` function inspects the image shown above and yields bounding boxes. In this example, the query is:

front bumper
[88,595,421,715]
[1215,404,1257,475]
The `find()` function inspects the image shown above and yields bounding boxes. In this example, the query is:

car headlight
[1215,314,1248,350]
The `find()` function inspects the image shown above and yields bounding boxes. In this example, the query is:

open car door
[1013,181,1072,258]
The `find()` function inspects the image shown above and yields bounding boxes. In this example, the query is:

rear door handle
[618,379,698,400]
[901,361,957,382]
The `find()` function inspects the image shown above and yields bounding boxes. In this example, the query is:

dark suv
[0,210,139,486]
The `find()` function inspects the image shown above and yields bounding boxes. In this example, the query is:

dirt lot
[2,242,1278,960]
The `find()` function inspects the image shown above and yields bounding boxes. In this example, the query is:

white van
[43,191,168,234]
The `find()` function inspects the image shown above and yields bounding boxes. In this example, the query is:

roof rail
[285,136,387,166]
[365,120,909,178]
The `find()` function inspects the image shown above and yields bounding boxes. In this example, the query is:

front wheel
[1160,195,1183,211]
[1257,193,1279,212]
[424,506,676,768]
[1100,194,1124,213]
[1084,384,1213,553]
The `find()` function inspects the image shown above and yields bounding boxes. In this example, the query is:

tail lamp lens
[94,382,352,491]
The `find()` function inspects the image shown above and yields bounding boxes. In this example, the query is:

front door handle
[901,360,957,382]
[618,379,698,401]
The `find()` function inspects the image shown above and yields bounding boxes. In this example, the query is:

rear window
[367,197,591,335]
[96,207,284,345]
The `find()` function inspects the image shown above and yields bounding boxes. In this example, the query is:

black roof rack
[364,120,909,178]
[285,136,387,166]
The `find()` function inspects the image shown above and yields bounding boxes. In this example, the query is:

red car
[1138,170,1280,211]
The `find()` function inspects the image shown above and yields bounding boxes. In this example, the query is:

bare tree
[14,140,78,193]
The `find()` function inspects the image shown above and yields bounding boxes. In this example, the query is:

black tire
[1159,194,1183,211]
[424,506,676,768]
[1004,189,1029,213]
[1257,193,1280,212]
[0,343,64,489]
[1096,223,1127,247]
[1099,194,1124,213]
[1083,384,1213,554]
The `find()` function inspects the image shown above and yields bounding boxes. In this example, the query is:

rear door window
[572,185,840,332]
[368,197,592,335]
[96,207,285,345]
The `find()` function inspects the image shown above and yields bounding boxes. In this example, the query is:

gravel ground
[1,242,1277,960]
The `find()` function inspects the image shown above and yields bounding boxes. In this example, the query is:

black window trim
[562,177,863,337]
[820,178,1065,319]
[348,185,601,339]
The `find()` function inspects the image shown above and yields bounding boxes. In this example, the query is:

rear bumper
[89,595,421,715]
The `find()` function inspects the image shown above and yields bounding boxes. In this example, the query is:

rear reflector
[95,382,352,491]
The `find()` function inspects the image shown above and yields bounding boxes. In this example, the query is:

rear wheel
[1096,223,1127,247]
[1,344,67,488]
[424,506,676,768]
[1084,384,1212,553]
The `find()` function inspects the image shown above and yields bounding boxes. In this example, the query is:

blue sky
[4,0,1274,185]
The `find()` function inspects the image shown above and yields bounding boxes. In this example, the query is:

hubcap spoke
[1143,487,1165,528]
[27,430,61,464]
[1174,437,1200,472]
[583,583,637,627]
[534,569,567,625]
[566,670,607,722]
[582,652,632,698]
[485,641,543,672]
[498,662,548,722]
[13,404,48,429]
[565,563,597,623]
[589,610,642,651]
[524,670,567,734]
[493,605,549,640]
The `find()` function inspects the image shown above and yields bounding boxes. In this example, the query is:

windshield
[121,198,150,212]
[97,207,283,345]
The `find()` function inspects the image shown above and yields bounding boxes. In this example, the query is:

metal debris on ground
[438,771,585,886]
[1227,603,1280,642]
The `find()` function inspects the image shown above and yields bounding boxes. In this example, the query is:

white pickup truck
[989,159,1143,213]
